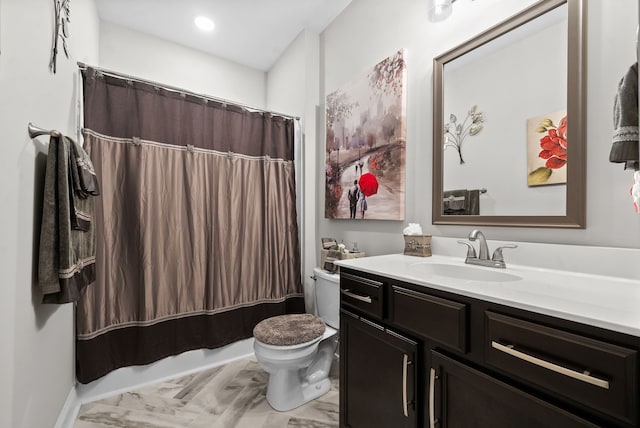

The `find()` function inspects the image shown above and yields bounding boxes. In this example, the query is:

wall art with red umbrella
[324,49,407,220]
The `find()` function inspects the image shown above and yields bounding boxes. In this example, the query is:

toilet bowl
[253,267,340,411]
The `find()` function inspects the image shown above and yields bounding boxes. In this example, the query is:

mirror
[432,0,586,228]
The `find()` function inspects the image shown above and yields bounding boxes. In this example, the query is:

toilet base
[266,372,332,412]
[263,333,338,412]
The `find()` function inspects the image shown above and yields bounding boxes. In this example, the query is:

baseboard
[54,338,255,428]
[53,387,80,428]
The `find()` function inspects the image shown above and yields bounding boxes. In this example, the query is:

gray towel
[38,133,99,304]
[443,189,480,215]
[443,193,466,213]
[610,62,638,170]
[68,138,100,230]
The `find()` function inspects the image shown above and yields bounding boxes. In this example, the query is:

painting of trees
[324,49,407,220]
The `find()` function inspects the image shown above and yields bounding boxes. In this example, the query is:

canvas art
[325,49,407,220]
[526,109,567,186]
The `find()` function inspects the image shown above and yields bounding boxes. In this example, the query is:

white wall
[99,21,267,109]
[319,0,640,254]
[267,29,321,313]
[0,0,99,427]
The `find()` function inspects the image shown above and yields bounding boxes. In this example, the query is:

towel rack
[444,188,487,200]
[27,122,60,139]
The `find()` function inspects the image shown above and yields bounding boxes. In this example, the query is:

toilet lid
[253,313,326,346]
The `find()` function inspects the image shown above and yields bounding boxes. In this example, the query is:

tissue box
[320,249,365,273]
[403,235,432,257]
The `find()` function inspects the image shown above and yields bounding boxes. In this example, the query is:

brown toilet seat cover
[253,313,326,346]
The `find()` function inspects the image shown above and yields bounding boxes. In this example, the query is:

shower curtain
[76,68,304,383]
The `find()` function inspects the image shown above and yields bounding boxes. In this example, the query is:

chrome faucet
[457,229,517,269]
[468,229,489,261]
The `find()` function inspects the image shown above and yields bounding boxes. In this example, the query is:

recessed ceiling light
[194,15,215,32]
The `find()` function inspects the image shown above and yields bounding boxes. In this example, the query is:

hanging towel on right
[609,62,638,170]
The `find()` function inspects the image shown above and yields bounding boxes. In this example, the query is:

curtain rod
[77,62,300,121]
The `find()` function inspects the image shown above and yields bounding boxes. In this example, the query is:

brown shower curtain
[76,68,304,383]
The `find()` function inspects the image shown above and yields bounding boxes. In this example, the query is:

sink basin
[409,262,522,283]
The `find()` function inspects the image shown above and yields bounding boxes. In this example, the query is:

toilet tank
[314,267,340,329]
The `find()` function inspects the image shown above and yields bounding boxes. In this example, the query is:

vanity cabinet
[339,267,640,428]
[339,272,384,319]
[340,309,418,428]
[430,351,599,428]
[485,312,638,425]
[389,285,468,353]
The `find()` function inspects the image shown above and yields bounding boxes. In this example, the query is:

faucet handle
[491,244,518,262]
[457,240,477,259]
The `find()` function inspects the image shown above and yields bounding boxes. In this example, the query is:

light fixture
[428,0,456,22]
[194,15,215,32]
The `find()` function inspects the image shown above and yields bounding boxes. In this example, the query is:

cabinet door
[429,351,601,428]
[340,310,418,428]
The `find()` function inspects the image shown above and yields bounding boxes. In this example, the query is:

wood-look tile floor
[74,357,339,428]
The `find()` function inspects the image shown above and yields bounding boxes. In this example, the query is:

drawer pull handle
[341,289,372,304]
[491,341,610,390]
[402,354,409,417]
[429,368,438,428]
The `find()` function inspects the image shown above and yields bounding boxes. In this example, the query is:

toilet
[253,267,340,411]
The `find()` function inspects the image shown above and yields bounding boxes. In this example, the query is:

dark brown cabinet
[339,272,384,319]
[485,311,638,426]
[389,285,468,353]
[430,351,600,428]
[340,309,418,428]
[339,267,640,428]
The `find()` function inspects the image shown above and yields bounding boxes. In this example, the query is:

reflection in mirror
[444,4,567,216]
[433,0,586,228]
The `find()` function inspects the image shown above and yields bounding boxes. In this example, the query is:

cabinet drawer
[486,312,638,426]
[390,285,467,353]
[340,272,384,319]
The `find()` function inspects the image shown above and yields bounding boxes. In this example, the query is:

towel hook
[27,122,59,139]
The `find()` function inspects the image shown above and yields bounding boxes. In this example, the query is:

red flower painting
[538,116,567,169]
[526,110,567,186]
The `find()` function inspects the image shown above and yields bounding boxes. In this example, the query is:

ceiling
[95,0,352,71]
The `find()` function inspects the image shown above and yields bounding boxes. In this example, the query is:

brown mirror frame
[432,0,586,228]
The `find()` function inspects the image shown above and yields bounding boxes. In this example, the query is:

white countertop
[335,253,640,337]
